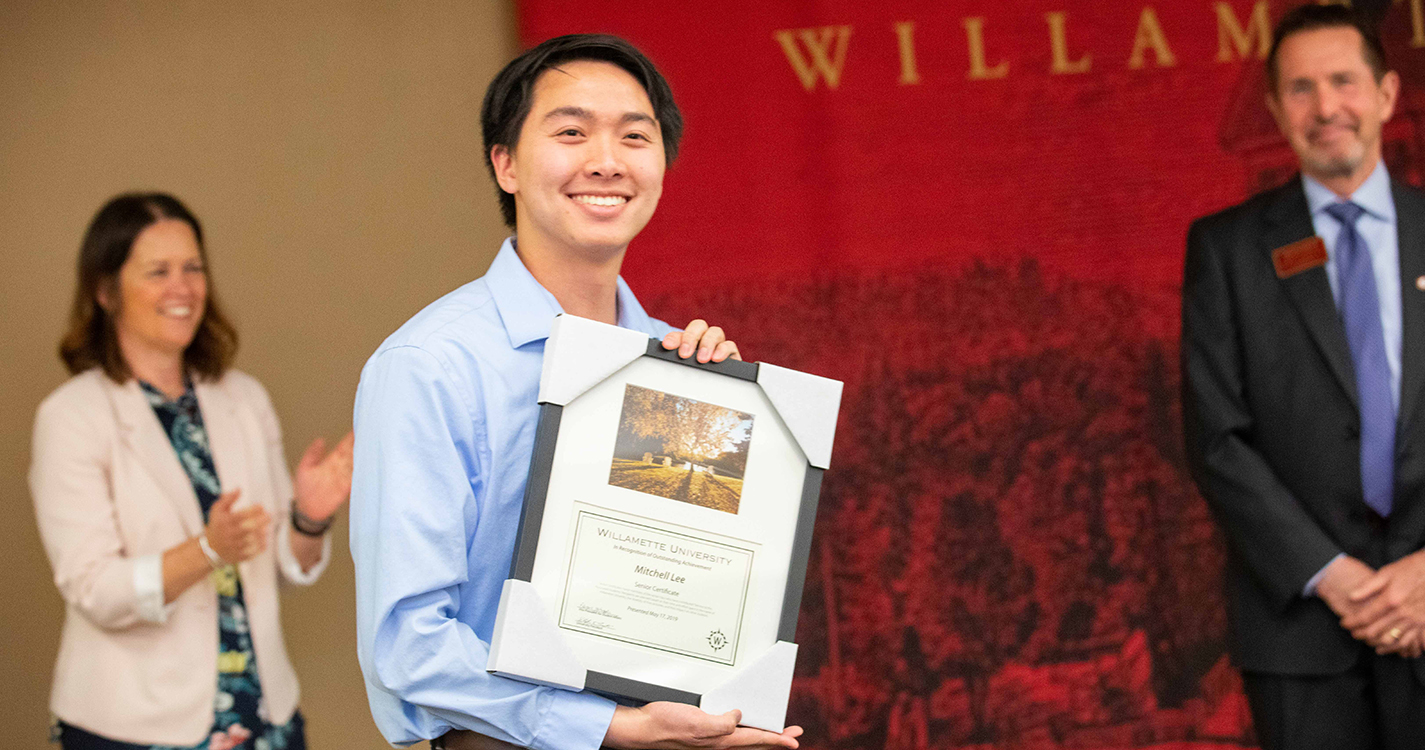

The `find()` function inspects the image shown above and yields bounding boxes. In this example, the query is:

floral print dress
[56,383,305,750]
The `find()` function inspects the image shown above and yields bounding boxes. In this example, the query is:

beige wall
[0,2,518,747]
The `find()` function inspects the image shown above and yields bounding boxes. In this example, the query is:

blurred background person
[29,192,354,750]
[1183,6,1425,748]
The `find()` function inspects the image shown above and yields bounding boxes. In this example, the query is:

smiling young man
[350,35,802,750]
[1181,6,1425,749]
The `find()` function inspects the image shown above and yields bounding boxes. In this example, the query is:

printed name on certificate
[559,510,754,665]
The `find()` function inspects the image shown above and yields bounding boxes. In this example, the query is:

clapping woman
[30,193,353,750]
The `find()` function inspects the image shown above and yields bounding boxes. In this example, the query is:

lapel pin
[1417,276,1425,291]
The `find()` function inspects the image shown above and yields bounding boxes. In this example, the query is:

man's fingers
[1357,613,1409,645]
[709,709,740,736]
[711,341,741,363]
[713,726,799,750]
[1341,594,1396,630]
[661,322,739,363]
[679,320,710,358]
[1373,624,1413,654]
[697,326,725,363]
[1350,572,1391,602]
[1400,631,1421,658]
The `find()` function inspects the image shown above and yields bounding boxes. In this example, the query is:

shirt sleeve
[274,519,330,585]
[132,552,173,624]
[1303,553,1346,597]
[351,345,615,750]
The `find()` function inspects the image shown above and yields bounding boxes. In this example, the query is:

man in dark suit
[1182,5,1425,748]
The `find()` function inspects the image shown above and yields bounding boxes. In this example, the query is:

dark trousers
[430,730,524,750]
[1243,651,1425,750]
[57,714,305,750]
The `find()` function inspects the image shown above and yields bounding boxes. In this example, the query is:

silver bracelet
[197,533,225,569]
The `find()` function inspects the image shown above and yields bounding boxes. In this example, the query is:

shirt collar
[485,236,657,349]
[1302,160,1395,223]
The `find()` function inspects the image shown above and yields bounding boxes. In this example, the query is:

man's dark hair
[1267,4,1388,93]
[480,33,683,227]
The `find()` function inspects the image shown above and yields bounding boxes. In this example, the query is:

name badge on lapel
[1272,237,1328,279]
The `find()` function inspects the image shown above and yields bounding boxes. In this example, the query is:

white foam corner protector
[756,364,843,469]
[699,640,798,732]
[538,314,650,406]
[487,579,587,691]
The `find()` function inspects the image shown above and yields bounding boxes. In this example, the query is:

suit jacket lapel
[196,378,250,505]
[1263,180,1360,408]
[1394,183,1425,433]
[106,377,205,535]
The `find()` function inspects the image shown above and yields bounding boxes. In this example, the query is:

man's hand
[1376,627,1425,658]
[663,320,740,364]
[1342,550,1425,655]
[604,703,802,750]
[1315,554,1377,620]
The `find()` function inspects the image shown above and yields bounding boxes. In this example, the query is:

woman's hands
[204,489,269,564]
[165,489,268,602]
[292,432,355,523]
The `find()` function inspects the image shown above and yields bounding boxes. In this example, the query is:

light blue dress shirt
[1304,162,1403,411]
[1300,163,1404,597]
[351,239,677,748]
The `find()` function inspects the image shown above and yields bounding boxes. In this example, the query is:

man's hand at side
[604,703,802,750]
[663,320,740,363]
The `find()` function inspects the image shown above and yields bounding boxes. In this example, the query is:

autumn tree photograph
[608,384,755,513]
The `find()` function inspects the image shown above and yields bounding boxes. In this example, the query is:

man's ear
[1264,91,1287,136]
[491,144,518,195]
[1379,70,1401,124]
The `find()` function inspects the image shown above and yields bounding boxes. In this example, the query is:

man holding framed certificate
[350,34,803,750]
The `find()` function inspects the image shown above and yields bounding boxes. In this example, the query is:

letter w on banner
[774,26,853,90]
[519,0,1425,746]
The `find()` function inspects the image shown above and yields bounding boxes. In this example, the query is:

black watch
[290,504,333,537]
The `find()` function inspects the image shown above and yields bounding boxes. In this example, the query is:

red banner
[519,2,1425,748]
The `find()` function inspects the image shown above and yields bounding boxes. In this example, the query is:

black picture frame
[508,339,825,705]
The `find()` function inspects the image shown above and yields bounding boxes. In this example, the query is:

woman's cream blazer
[29,368,329,745]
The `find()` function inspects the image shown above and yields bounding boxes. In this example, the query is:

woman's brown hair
[59,193,238,382]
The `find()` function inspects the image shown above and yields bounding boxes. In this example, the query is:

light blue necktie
[1326,201,1396,516]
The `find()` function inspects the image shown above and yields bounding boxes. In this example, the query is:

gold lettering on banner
[774,26,853,91]
[1045,12,1091,74]
[1129,7,1176,68]
[895,21,921,84]
[963,17,1009,79]
[1215,1,1270,60]
[1399,0,1425,48]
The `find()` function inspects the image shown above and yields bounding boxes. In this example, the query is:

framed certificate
[487,315,842,732]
